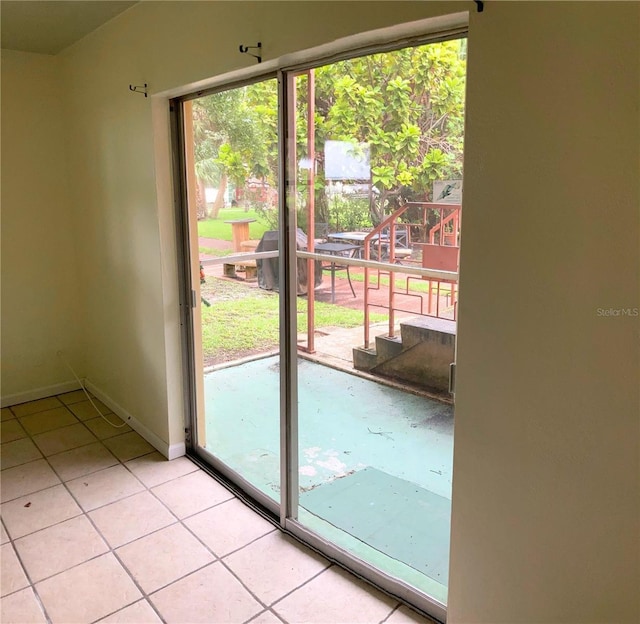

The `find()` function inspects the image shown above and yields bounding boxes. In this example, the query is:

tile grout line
[245,607,287,624]
[1,440,122,506]
[18,468,166,623]
[113,458,329,621]
[136,464,337,622]
[11,417,306,622]
[3,394,416,624]
[16,448,163,620]
[134,474,274,616]
[92,442,275,621]
[2,408,170,623]
[265,562,334,613]
[15,404,264,622]
[3,538,54,624]
[6,417,126,623]
[381,603,403,623]
[113,455,297,619]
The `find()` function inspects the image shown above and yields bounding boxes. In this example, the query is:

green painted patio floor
[203,355,453,603]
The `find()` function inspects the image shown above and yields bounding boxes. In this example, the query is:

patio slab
[203,356,453,500]
[202,355,453,601]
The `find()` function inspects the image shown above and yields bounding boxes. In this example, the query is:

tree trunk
[370,190,387,225]
[196,177,207,219]
[211,173,227,219]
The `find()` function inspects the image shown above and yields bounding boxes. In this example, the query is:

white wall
[2,1,638,621]
[1,50,84,404]
[58,0,454,476]
[450,3,639,622]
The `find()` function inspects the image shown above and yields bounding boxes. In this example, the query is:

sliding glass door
[176,34,466,620]
[288,40,464,610]
[179,77,283,510]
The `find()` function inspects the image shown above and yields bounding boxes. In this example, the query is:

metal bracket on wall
[239,42,262,63]
[129,83,148,97]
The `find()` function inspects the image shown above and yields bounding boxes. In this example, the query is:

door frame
[171,22,468,623]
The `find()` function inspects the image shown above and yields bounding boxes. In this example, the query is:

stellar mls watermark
[596,307,639,317]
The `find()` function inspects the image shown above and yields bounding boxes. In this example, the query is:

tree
[192,84,276,218]
[312,39,466,224]
[191,38,466,226]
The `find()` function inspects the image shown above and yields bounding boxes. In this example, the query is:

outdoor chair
[322,251,356,298]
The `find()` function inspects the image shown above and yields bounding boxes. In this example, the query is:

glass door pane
[290,39,466,604]
[183,79,282,506]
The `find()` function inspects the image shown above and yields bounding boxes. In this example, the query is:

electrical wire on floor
[56,351,129,428]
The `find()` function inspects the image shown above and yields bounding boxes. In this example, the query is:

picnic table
[224,218,256,252]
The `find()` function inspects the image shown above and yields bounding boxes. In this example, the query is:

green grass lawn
[200,277,386,364]
[197,208,272,241]
[199,247,234,257]
[348,269,454,294]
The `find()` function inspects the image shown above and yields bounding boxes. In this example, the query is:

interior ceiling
[1,1,138,55]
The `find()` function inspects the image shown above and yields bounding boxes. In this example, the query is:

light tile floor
[1,394,436,624]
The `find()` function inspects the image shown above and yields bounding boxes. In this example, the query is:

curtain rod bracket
[129,83,148,98]
[474,1,484,12]
[239,42,262,64]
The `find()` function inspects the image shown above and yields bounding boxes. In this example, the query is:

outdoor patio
[201,354,453,603]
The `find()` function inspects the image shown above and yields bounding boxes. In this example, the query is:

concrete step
[352,346,378,372]
[372,340,453,394]
[351,316,456,395]
[400,315,456,350]
[374,335,403,363]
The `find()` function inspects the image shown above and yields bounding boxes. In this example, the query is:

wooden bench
[240,239,260,252]
[223,259,257,280]
[392,247,413,262]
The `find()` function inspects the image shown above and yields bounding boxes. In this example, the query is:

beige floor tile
[84,416,132,440]
[125,452,199,488]
[103,431,155,462]
[35,553,142,624]
[224,531,329,605]
[0,587,47,623]
[19,407,78,435]
[14,515,109,582]
[1,419,27,443]
[10,397,63,418]
[184,497,275,557]
[32,423,97,456]
[67,399,112,421]
[151,470,234,519]
[47,442,118,482]
[66,465,144,512]
[273,566,396,624]
[1,543,29,596]
[89,491,177,548]
[97,599,163,623]
[116,523,215,593]
[248,610,285,623]
[0,438,42,470]
[1,521,9,544]
[1,407,15,421]
[150,562,262,624]
[1,459,61,503]
[0,484,81,539]
[57,389,91,405]
[386,605,437,623]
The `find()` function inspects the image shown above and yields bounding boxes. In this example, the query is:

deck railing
[203,201,461,351]
[361,202,461,348]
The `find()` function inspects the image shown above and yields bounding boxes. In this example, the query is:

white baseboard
[2,379,186,460]
[166,441,187,460]
[1,381,81,408]
[82,381,186,460]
